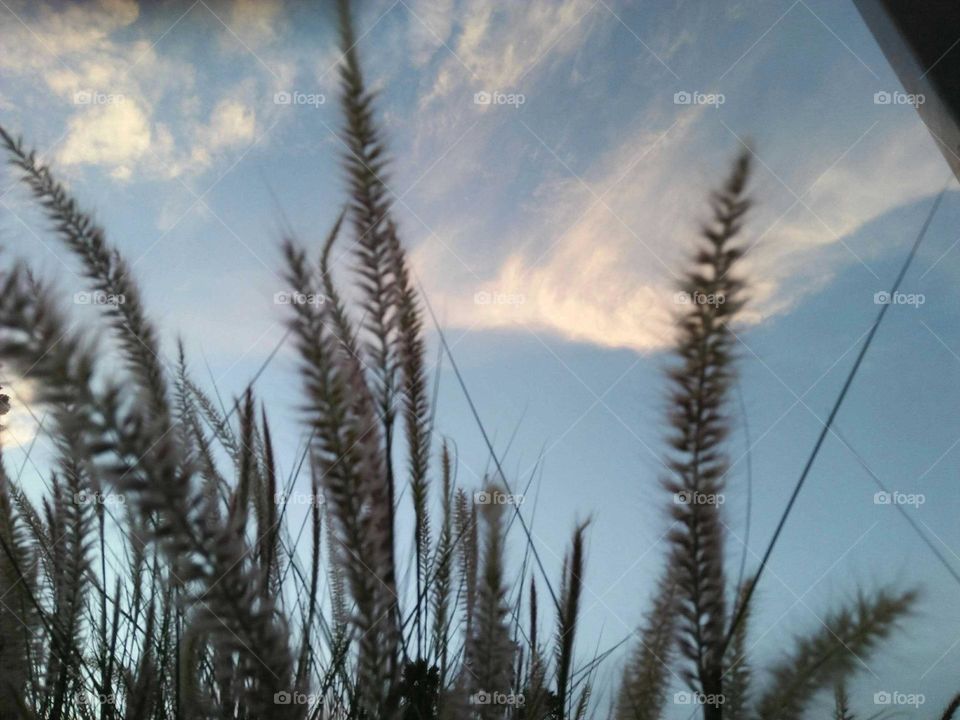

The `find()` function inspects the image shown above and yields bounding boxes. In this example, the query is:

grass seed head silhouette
[0,1,926,719]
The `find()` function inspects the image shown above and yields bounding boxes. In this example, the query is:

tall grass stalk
[0,2,933,718]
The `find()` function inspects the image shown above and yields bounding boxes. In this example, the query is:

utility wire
[721,179,952,656]
[833,425,960,587]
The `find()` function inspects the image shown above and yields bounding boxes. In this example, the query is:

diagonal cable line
[832,426,960,588]
[417,274,563,614]
[720,176,952,658]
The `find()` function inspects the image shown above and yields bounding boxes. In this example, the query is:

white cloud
[395,0,950,353]
[59,99,152,177]
[203,98,257,149]
[420,0,595,108]
[412,111,705,351]
[212,99,256,143]
[405,0,456,68]
[0,378,41,449]
[2,0,949,358]
[0,0,299,181]
[743,118,948,314]
[225,0,286,49]
[0,0,139,72]
[414,110,947,352]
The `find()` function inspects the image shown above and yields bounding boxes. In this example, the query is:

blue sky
[2,0,960,715]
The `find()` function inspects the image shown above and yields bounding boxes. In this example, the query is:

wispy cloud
[0,0,299,180]
[0,0,950,357]
[394,0,948,352]
[414,112,945,352]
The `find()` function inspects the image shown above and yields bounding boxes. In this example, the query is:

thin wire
[833,425,960,587]
[733,379,753,595]
[416,280,562,613]
[721,178,953,656]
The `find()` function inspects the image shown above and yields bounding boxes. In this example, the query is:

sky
[1,0,960,715]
